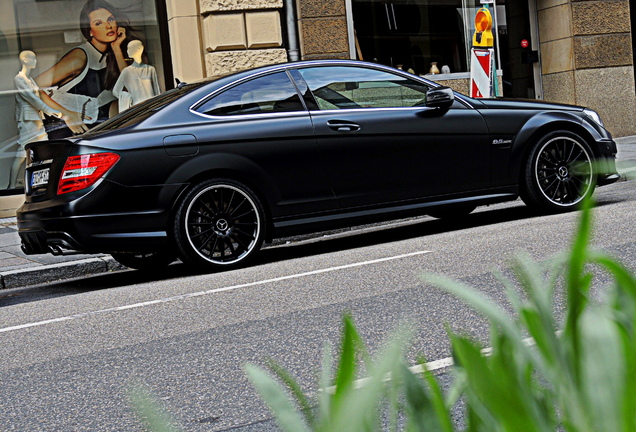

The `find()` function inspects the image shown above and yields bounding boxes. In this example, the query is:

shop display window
[0,0,166,192]
[352,0,506,77]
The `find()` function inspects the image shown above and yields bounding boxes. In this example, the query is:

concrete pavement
[1,136,635,290]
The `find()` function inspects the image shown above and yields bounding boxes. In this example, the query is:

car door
[295,65,491,208]
[191,70,338,217]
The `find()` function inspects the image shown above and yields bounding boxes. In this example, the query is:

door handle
[327,120,361,132]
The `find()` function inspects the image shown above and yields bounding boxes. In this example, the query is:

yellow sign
[472,8,494,47]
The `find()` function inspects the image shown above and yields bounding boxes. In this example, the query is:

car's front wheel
[521,131,596,212]
[174,179,266,270]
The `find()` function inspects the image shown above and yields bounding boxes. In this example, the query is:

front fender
[506,111,609,185]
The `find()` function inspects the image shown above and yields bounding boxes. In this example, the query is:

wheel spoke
[234,227,256,241]
[192,210,214,221]
[203,191,220,214]
[226,190,236,214]
[190,226,214,239]
[539,153,559,167]
[197,232,216,252]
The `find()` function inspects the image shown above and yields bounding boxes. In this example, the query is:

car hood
[472,97,585,112]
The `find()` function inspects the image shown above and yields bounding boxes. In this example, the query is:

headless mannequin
[10,51,61,188]
[112,40,160,112]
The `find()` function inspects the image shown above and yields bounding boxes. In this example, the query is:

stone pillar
[200,0,288,78]
[166,0,206,83]
[539,0,636,136]
[295,0,350,60]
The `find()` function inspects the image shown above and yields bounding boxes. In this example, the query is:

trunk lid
[24,139,76,202]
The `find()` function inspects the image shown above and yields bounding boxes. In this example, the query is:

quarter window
[196,72,305,116]
[297,66,431,110]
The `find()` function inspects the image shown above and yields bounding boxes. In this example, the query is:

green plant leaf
[266,359,316,426]
[244,363,311,432]
[333,314,360,405]
[129,385,183,432]
[579,307,624,431]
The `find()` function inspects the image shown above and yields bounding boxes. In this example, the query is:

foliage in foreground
[244,200,636,431]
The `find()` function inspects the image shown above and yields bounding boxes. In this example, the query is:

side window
[297,66,432,110]
[196,72,305,116]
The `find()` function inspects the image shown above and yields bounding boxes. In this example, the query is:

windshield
[88,81,209,133]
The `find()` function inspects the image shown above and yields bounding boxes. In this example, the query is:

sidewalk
[1,137,636,290]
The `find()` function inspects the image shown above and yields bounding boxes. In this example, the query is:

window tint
[196,72,305,116]
[298,66,432,110]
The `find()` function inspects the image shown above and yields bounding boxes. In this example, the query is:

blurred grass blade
[579,307,624,431]
[333,314,360,404]
[244,364,311,432]
[266,359,316,426]
[422,274,519,343]
[129,385,183,432]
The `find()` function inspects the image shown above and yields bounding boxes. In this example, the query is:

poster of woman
[34,0,144,138]
[0,0,164,190]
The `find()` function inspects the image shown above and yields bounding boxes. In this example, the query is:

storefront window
[351,0,538,99]
[0,0,166,192]
[352,0,506,76]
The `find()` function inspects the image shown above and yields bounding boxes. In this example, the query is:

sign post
[469,7,496,98]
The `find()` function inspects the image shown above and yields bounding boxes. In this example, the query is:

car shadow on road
[0,199,619,306]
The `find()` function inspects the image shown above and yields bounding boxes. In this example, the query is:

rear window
[89,81,208,132]
[194,72,305,116]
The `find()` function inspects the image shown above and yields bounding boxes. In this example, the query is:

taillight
[57,152,120,195]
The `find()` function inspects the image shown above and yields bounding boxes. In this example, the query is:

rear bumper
[18,210,170,255]
[17,181,182,255]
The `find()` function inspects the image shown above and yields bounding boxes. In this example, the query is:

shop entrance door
[498,0,540,98]
[351,0,541,99]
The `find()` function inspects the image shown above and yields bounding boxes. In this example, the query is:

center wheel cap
[216,218,229,232]
[558,166,569,179]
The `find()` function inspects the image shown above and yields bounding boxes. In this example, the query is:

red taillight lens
[57,152,120,195]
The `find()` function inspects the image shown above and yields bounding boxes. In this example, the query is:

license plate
[31,168,50,187]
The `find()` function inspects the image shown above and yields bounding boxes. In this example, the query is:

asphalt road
[1,180,635,431]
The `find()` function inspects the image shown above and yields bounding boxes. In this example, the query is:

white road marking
[0,250,432,334]
[326,335,542,393]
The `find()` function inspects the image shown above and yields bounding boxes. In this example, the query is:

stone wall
[201,0,287,78]
[539,0,636,136]
[295,0,349,59]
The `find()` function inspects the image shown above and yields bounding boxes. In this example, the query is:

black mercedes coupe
[17,60,620,270]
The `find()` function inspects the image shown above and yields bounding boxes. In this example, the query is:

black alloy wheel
[522,131,595,212]
[174,179,265,269]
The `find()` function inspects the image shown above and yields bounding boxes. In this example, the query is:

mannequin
[10,50,62,188]
[112,40,160,112]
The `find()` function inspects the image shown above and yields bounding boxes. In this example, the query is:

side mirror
[425,86,454,109]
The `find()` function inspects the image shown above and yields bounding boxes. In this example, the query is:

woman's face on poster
[89,8,119,43]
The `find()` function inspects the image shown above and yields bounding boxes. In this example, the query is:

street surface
[1,180,635,431]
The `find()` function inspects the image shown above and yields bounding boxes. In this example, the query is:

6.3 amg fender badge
[492,138,513,146]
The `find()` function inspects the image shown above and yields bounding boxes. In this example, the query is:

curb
[0,256,127,290]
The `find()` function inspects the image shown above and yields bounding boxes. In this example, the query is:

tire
[111,251,176,271]
[521,130,596,212]
[174,179,266,269]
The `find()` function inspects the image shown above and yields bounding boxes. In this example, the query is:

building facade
[0,0,634,203]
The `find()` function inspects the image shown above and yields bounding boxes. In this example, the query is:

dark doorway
[500,0,537,98]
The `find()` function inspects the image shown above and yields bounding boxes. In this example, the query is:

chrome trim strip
[188,60,476,119]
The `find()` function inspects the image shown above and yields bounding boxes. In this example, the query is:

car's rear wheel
[111,251,176,271]
[174,179,265,269]
[521,131,595,212]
